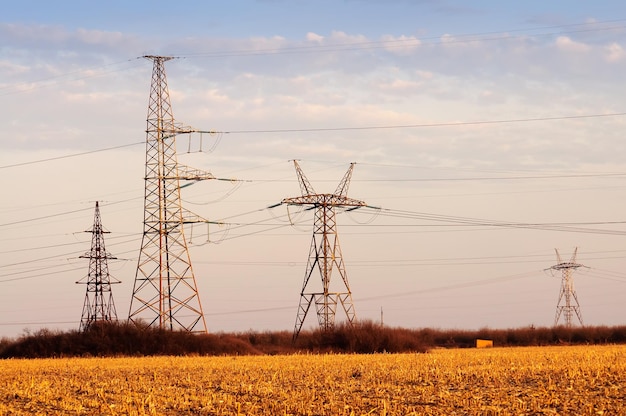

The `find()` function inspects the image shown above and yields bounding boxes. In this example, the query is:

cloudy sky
[2,0,626,338]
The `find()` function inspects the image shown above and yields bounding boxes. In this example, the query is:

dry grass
[1,345,625,415]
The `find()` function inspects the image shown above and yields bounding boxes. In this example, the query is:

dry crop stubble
[0,345,625,414]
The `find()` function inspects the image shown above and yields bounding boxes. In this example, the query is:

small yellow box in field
[476,339,493,348]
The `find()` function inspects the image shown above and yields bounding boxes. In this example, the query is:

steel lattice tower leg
[283,161,366,340]
[77,201,120,331]
[128,56,208,333]
[294,203,357,333]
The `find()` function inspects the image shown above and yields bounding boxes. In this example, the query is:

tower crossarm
[79,251,117,261]
[551,262,584,271]
[151,126,195,137]
[181,207,214,225]
[176,164,216,181]
[282,194,367,207]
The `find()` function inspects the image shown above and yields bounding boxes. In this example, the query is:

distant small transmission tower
[547,247,586,327]
[76,201,120,331]
[128,55,216,333]
[282,160,367,340]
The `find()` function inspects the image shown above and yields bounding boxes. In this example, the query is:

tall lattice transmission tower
[76,201,120,331]
[282,161,367,340]
[547,247,586,327]
[128,55,216,333]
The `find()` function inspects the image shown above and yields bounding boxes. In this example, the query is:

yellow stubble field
[1,345,625,415]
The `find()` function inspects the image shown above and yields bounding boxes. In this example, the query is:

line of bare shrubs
[295,321,428,353]
[2,321,626,358]
[0,322,263,358]
[422,324,626,348]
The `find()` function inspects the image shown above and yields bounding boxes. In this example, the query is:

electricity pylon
[77,201,120,331]
[282,160,367,340]
[128,55,215,333]
[547,247,585,327]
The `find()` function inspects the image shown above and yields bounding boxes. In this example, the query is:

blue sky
[6,1,622,39]
[2,1,626,337]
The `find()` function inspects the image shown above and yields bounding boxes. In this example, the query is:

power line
[0,205,96,228]
[196,252,626,268]
[0,320,77,326]
[3,195,624,276]
[0,234,138,269]
[178,19,626,59]
[360,206,626,236]
[357,270,540,302]
[5,18,625,98]
[0,265,84,283]
[355,172,626,182]
[222,112,626,134]
[3,111,624,172]
[245,171,626,183]
[198,201,626,244]
[0,141,144,170]
[197,270,543,318]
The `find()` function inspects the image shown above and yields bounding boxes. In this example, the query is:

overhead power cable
[194,249,626,268]
[222,112,626,134]
[356,270,540,302]
[357,206,626,236]
[3,111,626,171]
[179,19,626,59]
[0,320,77,327]
[4,18,625,96]
[0,265,84,283]
[162,270,544,318]
[0,141,144,170]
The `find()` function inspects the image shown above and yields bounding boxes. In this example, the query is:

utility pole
[128,55,215,333]
[282,161,367,340]
[77,201,120,331]
[548,247,585,327]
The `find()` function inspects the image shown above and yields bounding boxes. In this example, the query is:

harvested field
[1,345,625,415]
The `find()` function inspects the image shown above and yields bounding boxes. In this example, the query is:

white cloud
[554,35,590,53]
[605,42,624,62]
[75,28,126,46]
[249,35,287,50]
[0,60,30,77]
[377,78,422,94]
[381,34,421,55]
[306,32,324,42]
[415,70,433,79]
[0,22,68,45]
[440,33,455,44]
[328,30,368,43]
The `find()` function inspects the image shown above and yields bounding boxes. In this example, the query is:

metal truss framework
[548,247,585,327]
[77,201,120,331]
[283,160,367,340]
[128,55,214,333]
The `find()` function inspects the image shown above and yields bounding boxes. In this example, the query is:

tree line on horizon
[2,320,626,359]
